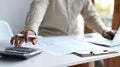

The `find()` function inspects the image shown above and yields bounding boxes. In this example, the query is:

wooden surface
[84,25,93,33]
[104,56,120,67]
[112,0,120,30]
[69,63,88,67]
[69,62,95,67]
[88,62,95,67]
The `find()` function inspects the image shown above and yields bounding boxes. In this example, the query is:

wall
[0,0,32,34]
[0,0,85,35]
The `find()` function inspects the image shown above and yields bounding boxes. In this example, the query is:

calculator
[0,47,42,59]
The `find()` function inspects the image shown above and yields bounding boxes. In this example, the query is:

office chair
[0,20,13,41]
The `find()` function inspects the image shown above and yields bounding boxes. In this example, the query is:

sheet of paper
[34,36,115,56]
[75,44,115,55]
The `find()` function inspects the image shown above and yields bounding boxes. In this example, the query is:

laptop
[0,41,42,59]
[85,27,120,47]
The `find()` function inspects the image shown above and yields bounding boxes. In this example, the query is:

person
[10,0,116,67]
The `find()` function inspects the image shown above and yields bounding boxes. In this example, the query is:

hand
[10,30,37,47]
[102,30,116,40]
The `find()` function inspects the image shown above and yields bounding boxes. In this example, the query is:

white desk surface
[0,35,120,67]
[0,50,119,67]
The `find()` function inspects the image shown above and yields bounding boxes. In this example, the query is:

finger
[10,37,15,45]
[106,31,114,37]
[29,38,37,45]
[20,30,25,34]
[20,30,28,43]
[103,31,112,39]
[24,31,29,43]
[32,38,37,45]
[105,34,111,39]
[14,36,19,47]
[18,39,24,47]
[106,31,116,39]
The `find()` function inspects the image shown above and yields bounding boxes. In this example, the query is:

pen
[90,51,95,55]
[90,50,108,55]
[16,34,37,38]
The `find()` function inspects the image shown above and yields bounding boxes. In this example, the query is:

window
[94,0,114,30]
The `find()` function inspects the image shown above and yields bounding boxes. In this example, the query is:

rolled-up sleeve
[81,0,107,34]
[24,0,49,34]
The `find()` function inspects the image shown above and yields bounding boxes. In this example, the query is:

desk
[0,50,119,67]
[0,36,120,67]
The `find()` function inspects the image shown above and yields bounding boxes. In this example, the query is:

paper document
[33,36,116,56]
[73,44,116,57]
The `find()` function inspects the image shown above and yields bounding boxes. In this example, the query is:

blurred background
[94,0,114,30]
[0,0,32,34]
[0,0,114,34]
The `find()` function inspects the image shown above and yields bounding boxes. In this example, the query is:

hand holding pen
[10,30,37,47]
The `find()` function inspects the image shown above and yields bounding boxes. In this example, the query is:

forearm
[85,15,106,34]
[81,0,106,34]
[24,0,49,34]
